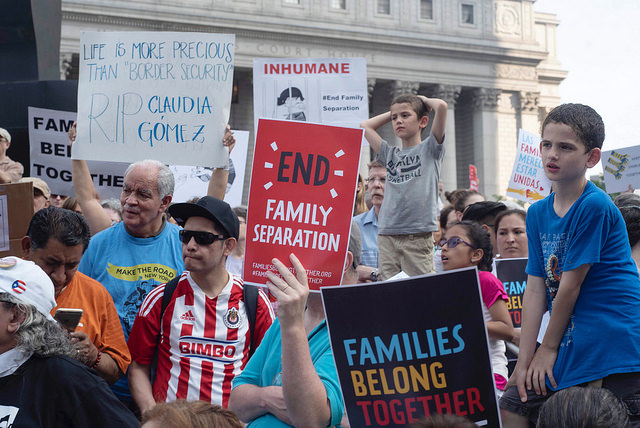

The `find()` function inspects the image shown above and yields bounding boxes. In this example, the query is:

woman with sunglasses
[440,221,515,397]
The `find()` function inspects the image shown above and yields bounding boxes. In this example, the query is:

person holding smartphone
[21,207,130,385]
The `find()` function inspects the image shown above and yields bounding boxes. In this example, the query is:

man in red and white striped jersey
[127,197,275,414]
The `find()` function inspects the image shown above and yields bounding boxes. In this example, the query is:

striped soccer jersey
[128,272,274,407]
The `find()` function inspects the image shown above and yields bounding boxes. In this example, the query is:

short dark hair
[542,103,605,151]
[391,93,428,118]
[141,400,243,428]
[439,205,455,231]
[461,201,507,227]
[452,220,493,271]
[537,387,630,428]
[620,206,640,247]
[27,207,91,252]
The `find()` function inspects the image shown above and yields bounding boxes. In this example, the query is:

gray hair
[124,160,175,198]
[0,292,75,358]
[101,198,122,216]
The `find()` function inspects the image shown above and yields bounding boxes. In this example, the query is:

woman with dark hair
[494,209,527,259]
[619,205,640,274]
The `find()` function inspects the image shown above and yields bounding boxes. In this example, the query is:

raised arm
[360,112,391,155]
[207,125,236,200]
[69,123,112,234]
[268,255,332,428]
[419,95,447,144]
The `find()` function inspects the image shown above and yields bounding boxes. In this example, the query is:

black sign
[494,258,528,328]
[321,267,500,427]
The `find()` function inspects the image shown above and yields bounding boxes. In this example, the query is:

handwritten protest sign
[495,258,528,328]
[28,107,128,199]
[170,130,249,206]
[602,146,640,194]
[322,268,500,427]
[253,57,368,129]
[73,32,234,167]
[506,129,551,204]
[244,119,362,290]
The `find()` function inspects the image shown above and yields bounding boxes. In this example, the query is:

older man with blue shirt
[354,161,385,282]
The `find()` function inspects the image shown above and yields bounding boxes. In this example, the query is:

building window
[420,0,433,20]
[331,0,346,9]
[461,4,474,24]
[377,0,390,15]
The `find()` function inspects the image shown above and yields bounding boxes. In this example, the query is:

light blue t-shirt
[232,319,343,427]
[354,207,378,268]
[527,181,640,389]
[78,221,184,398]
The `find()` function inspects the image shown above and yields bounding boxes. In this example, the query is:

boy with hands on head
[361,94,447,280]
[500,104,640,427]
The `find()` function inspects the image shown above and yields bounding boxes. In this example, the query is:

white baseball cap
[0,257,56,320]
[0,128,10,143]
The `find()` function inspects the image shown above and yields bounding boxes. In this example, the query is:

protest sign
[506,129,551,204]
[494,258,528,328]
[74,32,234,167]
[252,57,368,129]
[469,164,478,191]
[322,267,501,427]
[602,146,640,194]
[28,107,128,199]
[244,119,362,290]
[170,130,249,205]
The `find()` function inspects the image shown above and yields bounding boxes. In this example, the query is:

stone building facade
[60,0,566,199]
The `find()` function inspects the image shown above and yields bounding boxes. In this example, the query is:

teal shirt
[232,318,343,427]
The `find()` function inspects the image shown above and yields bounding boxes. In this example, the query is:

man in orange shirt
[21,207,130,384]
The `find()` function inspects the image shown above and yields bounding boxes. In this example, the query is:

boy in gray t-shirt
[361,94,447,280]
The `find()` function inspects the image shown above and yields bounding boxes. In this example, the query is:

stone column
[472,88,501,197]
[431,84,461,192]
[519,91,540,134]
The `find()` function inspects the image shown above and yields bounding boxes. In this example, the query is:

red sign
[469,164,478,191]
[244,119,363,290]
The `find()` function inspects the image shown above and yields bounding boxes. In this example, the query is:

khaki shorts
[377,232,434,281]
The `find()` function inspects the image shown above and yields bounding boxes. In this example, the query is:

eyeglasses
[438,237,475,249]
[179,230,226,245]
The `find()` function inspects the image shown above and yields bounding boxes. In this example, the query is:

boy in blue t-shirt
[360,94,447,281]
[500,104,640,427]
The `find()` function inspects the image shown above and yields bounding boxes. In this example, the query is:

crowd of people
[1,96,639,428]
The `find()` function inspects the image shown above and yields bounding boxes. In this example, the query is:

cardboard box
[0,182,34,257]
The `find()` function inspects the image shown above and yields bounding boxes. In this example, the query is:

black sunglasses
[179,230,227,245]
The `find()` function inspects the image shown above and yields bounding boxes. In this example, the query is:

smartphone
[54,308,84,332]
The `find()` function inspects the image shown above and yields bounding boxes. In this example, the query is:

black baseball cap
[168,196,239,240]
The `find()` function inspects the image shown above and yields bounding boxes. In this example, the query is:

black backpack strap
[243,284,259,358]
[150,274,181,380]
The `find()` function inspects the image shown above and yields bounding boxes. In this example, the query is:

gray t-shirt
[376,132,444,235]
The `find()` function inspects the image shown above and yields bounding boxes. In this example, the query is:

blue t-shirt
[527,181,640,389]
[232,319,343,427]
[78,221,184,398]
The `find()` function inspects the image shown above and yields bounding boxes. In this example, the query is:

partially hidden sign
[494,258,528,329]
[244,119,362,290]
[601,146,640,194]
[321,268,501,427]
[74,32,234,167]
[506,129,551,204]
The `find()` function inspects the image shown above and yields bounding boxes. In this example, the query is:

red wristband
[92,351,101,369]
